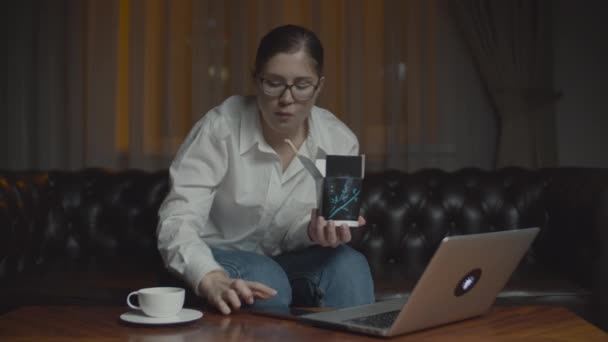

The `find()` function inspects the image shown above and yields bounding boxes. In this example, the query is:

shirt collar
[239,99,328,159]
[304,106,328,160]
[239,97,266,155]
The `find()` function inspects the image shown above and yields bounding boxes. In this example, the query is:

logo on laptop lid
[454,268,482,296]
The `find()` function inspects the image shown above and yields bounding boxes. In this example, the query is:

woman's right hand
[307,209,366,248]
[198,270,277,315]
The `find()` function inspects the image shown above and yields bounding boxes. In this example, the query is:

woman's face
[256,49,324,139]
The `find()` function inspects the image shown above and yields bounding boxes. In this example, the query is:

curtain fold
[451,0,559,168]
[4,0,451,172]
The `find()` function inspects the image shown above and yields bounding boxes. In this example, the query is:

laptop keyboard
[344,310,400,329]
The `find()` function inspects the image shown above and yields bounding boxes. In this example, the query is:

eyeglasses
[259,77,322,101]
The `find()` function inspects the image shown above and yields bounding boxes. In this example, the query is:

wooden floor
[0,305,605,341]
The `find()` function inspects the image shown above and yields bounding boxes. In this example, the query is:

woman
[157,24,374,315]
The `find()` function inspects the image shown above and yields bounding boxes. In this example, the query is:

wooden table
[0,305,605,341]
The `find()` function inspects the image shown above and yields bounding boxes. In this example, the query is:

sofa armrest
[595,233,608,330]
[540,168,608,329]
[592,189,608,330]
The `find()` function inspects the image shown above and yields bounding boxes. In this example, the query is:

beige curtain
[451,0,560,168]
[3,0,441,171]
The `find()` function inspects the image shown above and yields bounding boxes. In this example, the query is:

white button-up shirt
[157,95,359,293]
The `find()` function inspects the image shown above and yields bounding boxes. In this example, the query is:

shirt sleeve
[157,112,229,295]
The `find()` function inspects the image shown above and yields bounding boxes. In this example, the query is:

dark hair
[252,24,324,78]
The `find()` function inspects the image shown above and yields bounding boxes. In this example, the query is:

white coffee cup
[126,287,185,317]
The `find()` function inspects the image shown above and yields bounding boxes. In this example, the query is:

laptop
[297,227,540,337]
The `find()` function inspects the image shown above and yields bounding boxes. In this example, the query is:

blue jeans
[211,245,375,308]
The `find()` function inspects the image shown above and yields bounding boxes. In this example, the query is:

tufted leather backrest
[1,167,607,287]
[44,169,169,261]
[0,171,50,278]
[351,168,550,278]
[0,169,169,280]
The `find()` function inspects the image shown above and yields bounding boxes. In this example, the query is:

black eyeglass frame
[258,76,323,101]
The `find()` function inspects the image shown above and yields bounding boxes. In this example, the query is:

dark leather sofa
[1,167,607,331]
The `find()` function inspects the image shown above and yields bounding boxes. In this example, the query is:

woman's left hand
[307,209,366,248]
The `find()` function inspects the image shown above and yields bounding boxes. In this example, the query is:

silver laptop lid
[300,228,539,337]
[389,227,539,335]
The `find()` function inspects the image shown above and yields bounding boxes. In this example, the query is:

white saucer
[120,308,203,325]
